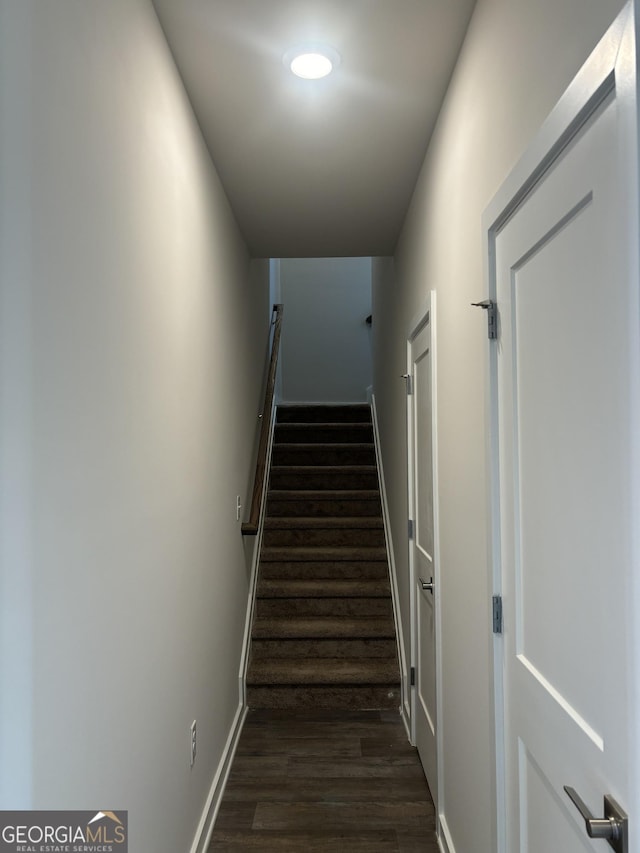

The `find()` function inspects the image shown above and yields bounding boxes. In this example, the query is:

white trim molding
[189,703,248,853]
[437,813,456,853]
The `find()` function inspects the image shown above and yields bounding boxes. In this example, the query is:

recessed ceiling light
[291,52,332,79]
[283,44,340,80]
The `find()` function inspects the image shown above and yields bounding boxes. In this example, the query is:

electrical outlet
[190,720,197,768]
[236,495,242,521]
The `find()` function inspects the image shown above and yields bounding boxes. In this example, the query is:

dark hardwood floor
[208,709,438,852]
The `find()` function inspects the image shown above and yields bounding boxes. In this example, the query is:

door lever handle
[420,577,434,594]
[563,786,628,852]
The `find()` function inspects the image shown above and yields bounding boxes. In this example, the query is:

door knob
[564,786,628,853]
[420,577,434,594]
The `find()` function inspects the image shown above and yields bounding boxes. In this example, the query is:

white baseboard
[438,813,456,853]
[189,702,248,853]
[401,696,411,741]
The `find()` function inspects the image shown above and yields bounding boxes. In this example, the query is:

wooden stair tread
[247,658,400,685]
[245,685,400,710]
[266,491,382,518]
[275,423,374,437]
[276,405,372,424]
[268,489,381,500]
[272,446,377,467]
[275,421,372,433]
[260,546,388,561]
[275,421,373,428]
[259,564,389,581]
[268,466,379,491]
[252,616,397,639]
[249,638,397,659]
[264,517,384,530]
[275,442,374,450]
[263,530,385,549]
[257,579,391,598]
[270,465,377,472]
[255,597,392,617]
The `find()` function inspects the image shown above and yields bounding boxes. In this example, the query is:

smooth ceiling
[152,0,477,257]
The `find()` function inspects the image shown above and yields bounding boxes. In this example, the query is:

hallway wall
[0,2,269,851]
[372,0,627,850]
[278,257,372,403]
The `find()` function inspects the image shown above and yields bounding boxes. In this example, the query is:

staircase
[246,404,400,710]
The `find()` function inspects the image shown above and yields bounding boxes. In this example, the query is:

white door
[407,302,439,805]
[486,6,639,852]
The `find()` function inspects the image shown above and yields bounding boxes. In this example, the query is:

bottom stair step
[247,685,400,711]
[247,657,400,686]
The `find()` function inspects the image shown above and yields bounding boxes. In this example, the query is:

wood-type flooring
[208,709,438,852]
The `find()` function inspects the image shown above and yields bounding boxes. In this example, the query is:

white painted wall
[372,0,627,851]
[0,2,269,852]
[279,257,372,403]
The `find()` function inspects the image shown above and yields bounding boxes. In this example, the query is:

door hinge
[401,373,413,395]
[408,519,414,540]
[492,595,503,634]
[410,666,415,686]
[472,299,498,340]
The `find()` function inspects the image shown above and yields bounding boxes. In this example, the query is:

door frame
[482,4,640,851]
[406,291,444,809]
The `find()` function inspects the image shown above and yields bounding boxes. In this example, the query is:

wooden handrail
[242,304,283,535]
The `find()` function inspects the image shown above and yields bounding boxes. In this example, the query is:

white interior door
[408,305,439,805]
[486,6,639,851]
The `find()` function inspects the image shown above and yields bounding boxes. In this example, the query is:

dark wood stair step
[263,530,385,548]
[272,443,376,467]
[259,560,389,580]
[256,578,391,598]
[249,638,398,659]
[267,490,382,518]
[276,405,372,424]
[260,560,389,580]
[263,517,385,548]
[274,423,374,444]
[265,517,384,530]
[251,616,397,639]
[255,597,392,618]
[246,685,399,710]
[260,546,388,562]
[269,466,379,490]
[268,488,381,500]
[247,658,400,686]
